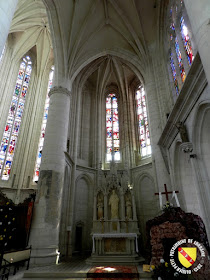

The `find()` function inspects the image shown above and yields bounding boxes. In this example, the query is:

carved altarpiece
[87,161,143,264]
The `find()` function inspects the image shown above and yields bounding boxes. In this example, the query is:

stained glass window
[136,86,151,157]
[106,93,120,161]
[33,66,54,182]
[170,20,180,94]
[170,53,179,95]
[0,56,32,180]
[175,36,186,82]
[180,16,194,66]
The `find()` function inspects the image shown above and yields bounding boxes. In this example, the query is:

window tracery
[0,56,32,180]
[33,66,54,182]
[106,93,120,161]
[168,1,194,96]
[135,86,151,157]
[180,16,194,66]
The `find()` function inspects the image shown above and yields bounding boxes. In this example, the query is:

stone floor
[7,256,152,280]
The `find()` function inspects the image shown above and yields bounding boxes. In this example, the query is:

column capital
[180,142,193,154]
[49,86,71,97]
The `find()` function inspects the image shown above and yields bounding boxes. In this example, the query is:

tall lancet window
[180,16,194,66]
[170,53,179,95]
[106,93,120,161]
[0,56,32,180]
[33,66,54,182]
[175,36,186,83]
[136,86,151,157]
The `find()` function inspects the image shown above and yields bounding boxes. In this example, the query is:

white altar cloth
[92,233,138,253]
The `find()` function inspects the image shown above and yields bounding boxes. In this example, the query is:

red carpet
[87,265,139,279]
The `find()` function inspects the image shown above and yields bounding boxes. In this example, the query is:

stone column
[144,70,171,192]
[120,191,125,220]
[104,193,108,220]
[93,195,97,220]
[0,0,18,55]
[131,191,137,220]
[29,86,71,264]
[184,0,210,85]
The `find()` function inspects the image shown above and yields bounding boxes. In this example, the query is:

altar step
[23,271,152,279]
[23,268,152,279]
[86,254,145,265]
[22,257,152,280]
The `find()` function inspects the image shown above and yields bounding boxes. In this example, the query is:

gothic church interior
[0,0,210,269]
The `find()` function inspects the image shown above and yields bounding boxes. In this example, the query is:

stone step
[23,279,151,280]
[86,255,145,265]
[23,271,152,279]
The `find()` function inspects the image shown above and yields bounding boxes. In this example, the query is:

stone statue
[125,196,132,219]
[176,121,189,143]
[97,196,104,219]
[109,189,119,219]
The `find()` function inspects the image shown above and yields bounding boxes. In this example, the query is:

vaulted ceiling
[43,0,163,86]
[10,0,164,88]
[9,0,53,73]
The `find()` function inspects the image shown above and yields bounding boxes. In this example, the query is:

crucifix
[155,184,180,209]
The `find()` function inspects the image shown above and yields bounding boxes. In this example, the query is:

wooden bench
[2,246,31,275]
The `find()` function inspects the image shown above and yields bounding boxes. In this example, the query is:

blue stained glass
[33,66,54,182]
[175,37,186,82]
[136,87,151,157]
[180,16,194,66]
[170,23,175,31]
[0,56,32,180]
[170,53,179,95]
[106,93,120,161]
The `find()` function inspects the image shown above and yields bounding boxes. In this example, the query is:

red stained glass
[136,87,151,157]
[180,17,194,66]
[0,56,32,180]
[33,66,54,182]
[170,53,179,95]
[175,37,186,82]
[106,93,120,161]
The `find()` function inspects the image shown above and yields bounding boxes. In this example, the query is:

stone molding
[180,142,193,153]
[158,53,207,150]
[49,86,71,97]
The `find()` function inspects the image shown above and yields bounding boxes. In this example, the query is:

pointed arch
[191,100,210,225]
[73,172,94,253]
[70,49,145,87]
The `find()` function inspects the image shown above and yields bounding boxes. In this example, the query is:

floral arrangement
[162,201,174,212]
[151,259,188,280]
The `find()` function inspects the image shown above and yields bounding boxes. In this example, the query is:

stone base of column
[30,245,59,265]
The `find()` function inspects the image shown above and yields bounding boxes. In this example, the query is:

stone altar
[86,161,143,264]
